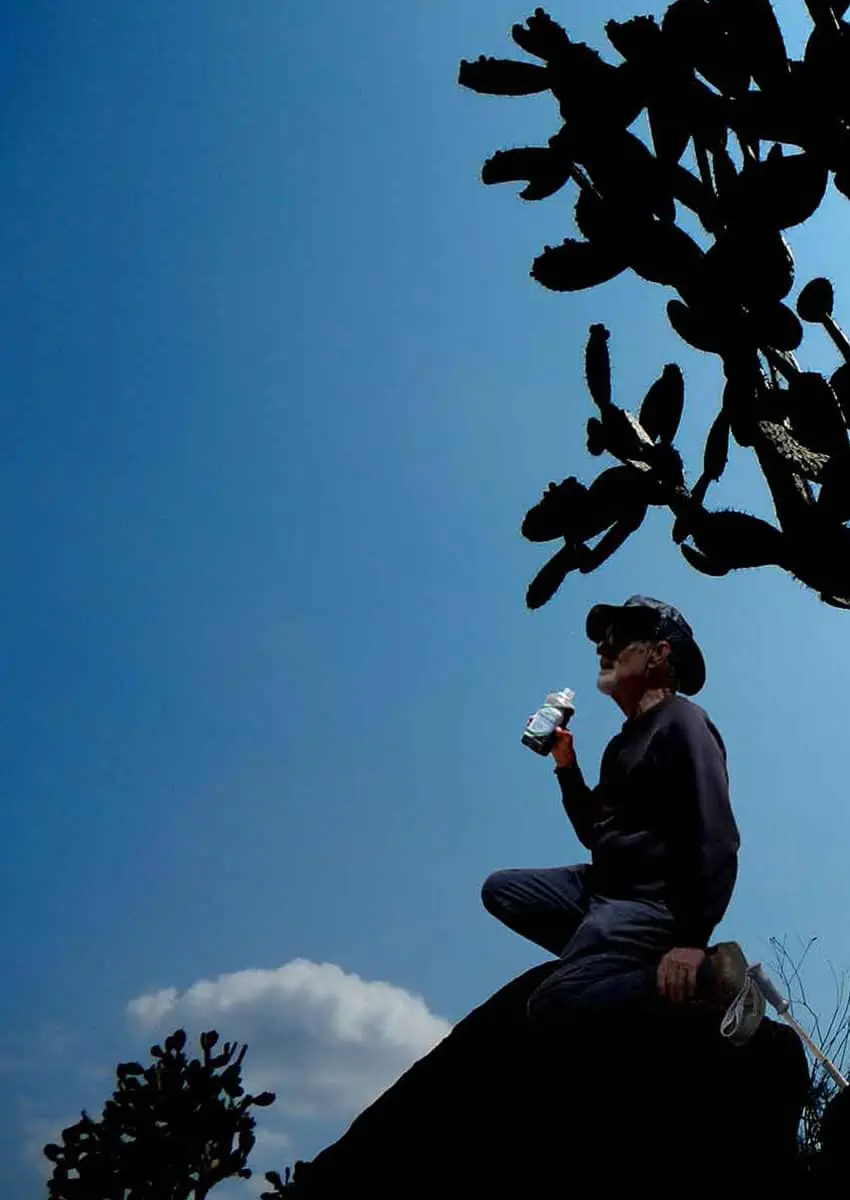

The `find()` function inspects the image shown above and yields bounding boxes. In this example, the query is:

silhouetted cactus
[460,2,850,610]
[43,1029,275,1199]
[261,1164,315,1195]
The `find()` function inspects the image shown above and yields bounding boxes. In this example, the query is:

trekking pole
[748,963,848,1091]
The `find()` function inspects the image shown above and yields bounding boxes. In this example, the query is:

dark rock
[812,1085,850,1186]
[288,963,809,1196]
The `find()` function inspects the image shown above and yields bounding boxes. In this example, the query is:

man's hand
[551,727,576,769]
[657,947,706,1003]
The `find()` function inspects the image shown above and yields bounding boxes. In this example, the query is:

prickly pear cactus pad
[459,3,850,610]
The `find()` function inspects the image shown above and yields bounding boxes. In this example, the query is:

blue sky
[3,0,850,1191]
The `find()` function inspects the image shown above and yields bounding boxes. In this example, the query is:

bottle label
[526,706,560,736]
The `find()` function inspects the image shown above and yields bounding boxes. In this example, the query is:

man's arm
[655,707,739,1002]
[551,729,599,850]
[660,710,740,949]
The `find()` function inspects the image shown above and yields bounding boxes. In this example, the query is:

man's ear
[649,640,672,668]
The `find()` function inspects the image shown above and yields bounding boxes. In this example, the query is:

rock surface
[288,961,810,1195]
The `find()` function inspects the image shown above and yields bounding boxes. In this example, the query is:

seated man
[482,595,740,1021]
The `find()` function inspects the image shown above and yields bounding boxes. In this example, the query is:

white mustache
[597,669,617,695]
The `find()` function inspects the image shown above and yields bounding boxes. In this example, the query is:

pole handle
[749,963,789,1014]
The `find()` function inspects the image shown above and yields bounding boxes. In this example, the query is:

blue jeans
[481,864,677,1021]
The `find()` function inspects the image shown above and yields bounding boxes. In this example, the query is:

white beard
[597,669,616,695]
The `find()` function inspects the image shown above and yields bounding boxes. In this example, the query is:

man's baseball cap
[585,594,706,696]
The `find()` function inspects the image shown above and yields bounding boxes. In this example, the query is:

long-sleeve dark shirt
[556,695,739,948]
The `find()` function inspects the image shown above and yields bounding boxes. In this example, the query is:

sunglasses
[597,620,658,659]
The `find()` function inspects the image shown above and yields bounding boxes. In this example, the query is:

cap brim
[585,603,630,643]
[676,641,706,696]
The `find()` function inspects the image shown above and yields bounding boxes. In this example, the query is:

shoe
[698,942,766,1046]
[698,941,749,1008]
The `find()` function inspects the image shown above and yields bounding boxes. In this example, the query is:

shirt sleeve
[555,763,599,850]
[657,710,740,948]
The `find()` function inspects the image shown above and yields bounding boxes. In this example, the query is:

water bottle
[521,689,576,756]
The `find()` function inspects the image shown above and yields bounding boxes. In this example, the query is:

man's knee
[481,869,513,917]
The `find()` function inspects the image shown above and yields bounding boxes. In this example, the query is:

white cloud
[253,1127,293,1154]
[128,988,177,1026]
[127,959,451,1121]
